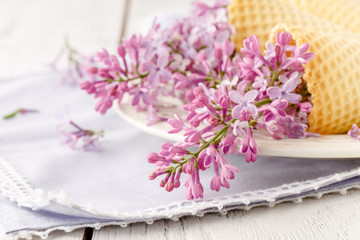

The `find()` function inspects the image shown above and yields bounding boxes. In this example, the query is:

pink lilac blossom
[147,21,316,199]
[57,113,104,151]
[65,0,319,199]
[72,0,234,124]
[348,124,360,140]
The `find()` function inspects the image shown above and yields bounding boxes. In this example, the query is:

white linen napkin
[1,70,360,239]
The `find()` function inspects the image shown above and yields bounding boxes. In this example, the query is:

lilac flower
[282,43,315,69]
[129,87,151,106]
[168,114,188,134]
[170,54,191,72]
[252,76,269,93]
[3,108,39,120]
[241,34,261,58]
[219,157,239,180]
[267,73,302,104]
[279,117,307,138]
[232,120,248,137]
[239,128,257,162]
[57,115,103,151]
[184,171,204,199]
[276,31,292,47]
[298,102,312,113]
[258,99,288,122]
[62,0,317,200]
[122,34,143,63]
[142,38,168,61]
[230,90,258,118]
[348,124,360,140]
[143,55,172,85]
[197,143,218,170]
[220,135,238,154]
[239,56,264,80]
[263,120,283,139]
[173,72,190,90]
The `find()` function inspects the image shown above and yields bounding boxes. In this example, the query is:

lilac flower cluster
[70,0,316,199]
[147,31,315,200]
[57,113,103,151]
[78,0,232,124]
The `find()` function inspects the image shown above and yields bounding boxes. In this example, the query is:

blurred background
[0,0,193,74]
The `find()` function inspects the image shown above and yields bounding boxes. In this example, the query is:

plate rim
[114,101,360,159]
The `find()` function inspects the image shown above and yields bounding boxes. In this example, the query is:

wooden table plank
[92,190,360,240]
[21,228,85,240]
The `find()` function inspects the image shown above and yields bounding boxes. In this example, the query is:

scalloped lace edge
[1,157,360,238]
[2,186,360,240]
[45,166,360,220]
[0,158,49,209]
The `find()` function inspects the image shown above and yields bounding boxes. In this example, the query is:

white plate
[114,97,360,159]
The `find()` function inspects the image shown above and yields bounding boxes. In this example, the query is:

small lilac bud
[147,152,161,164]
[117,46,126,57]
[149,172,158,180]
[87,66,98,74]
[209,117,219,127]
[298,102,312,113]
[214,48,223,59]
[193,87,204,96]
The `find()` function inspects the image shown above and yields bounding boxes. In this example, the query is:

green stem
[255,98,272,107]
[270,66,281,86]
[125,72,149,81]
[205,77,222,85]
[3,109,21,120]
[194,125,228,157]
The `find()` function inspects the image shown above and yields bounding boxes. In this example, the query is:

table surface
[1,0,360,239]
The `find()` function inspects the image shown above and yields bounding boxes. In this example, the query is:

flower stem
[194,125,228,157]
[3,109,21,119]
[255,98,271,107]
[205,76,222,85]
[270,67,281,86]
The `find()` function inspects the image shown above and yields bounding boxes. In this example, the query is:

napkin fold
[1,70,360,239]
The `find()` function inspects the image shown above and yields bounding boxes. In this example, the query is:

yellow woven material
[228,0,360,134]
[271,24,360,134]
[292,0,360,34]
[228,0,352,52]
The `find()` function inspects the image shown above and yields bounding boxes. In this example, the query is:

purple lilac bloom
[63,0,316,200]
[267,72,302,104]
[230,90,258,117]
[57,114,103,151]
[348,124,360,140]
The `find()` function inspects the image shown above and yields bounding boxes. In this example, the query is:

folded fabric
[1,70,360,239]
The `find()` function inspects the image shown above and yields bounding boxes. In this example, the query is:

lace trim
[0,158,49,209]
[1,157,360,239]
[2,186,359,240]
[45,166,360,220]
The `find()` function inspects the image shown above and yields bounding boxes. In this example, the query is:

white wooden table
[1,0,360,239]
